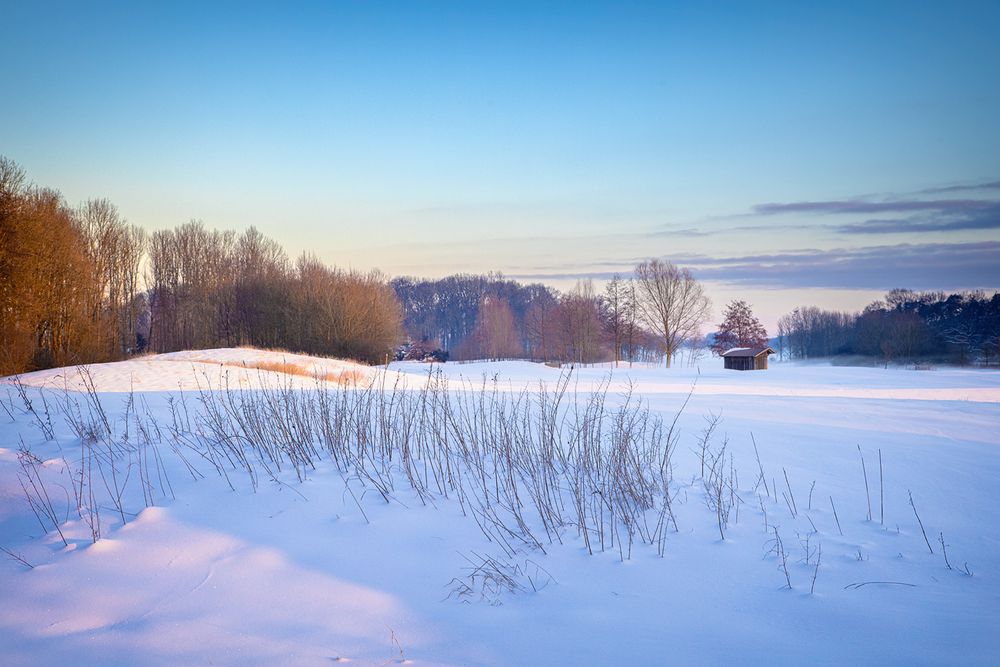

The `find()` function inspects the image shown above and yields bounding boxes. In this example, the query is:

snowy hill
[1,348,998,665]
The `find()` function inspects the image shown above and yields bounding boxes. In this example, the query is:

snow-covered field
[1,348,998,665]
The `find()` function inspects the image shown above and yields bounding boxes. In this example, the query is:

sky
[2,0,999,330]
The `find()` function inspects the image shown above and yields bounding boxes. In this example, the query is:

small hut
[721,346,774,371]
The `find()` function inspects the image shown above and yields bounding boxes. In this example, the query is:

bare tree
[462,295,522,361]
[147,229,180,352]
[524,290,559,362]
[490,296,523,361]
[234,226,287,347]
[290,255,402,363]
[1,181,96,372]
[633,259,711,368]
[559,280,607,364]
[78,199,147,357]
[602,274,634,366]
[624,280,640,364]
[0,157,30,373]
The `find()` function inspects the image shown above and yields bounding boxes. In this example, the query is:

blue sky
[2,1,998,328]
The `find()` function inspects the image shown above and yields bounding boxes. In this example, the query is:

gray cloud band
[510,241,1000,291]
[749,194,1000,235]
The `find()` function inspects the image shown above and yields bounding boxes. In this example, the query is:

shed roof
[721,346,775,358]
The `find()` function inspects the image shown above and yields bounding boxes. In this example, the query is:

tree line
[0,155,728,373]
[0,157,402,375]
[1,153,715,374]
[1,158,147,374]
[39,157,1000,375]
[393,259,712,367]
[146,222,401,363]
[21,153,994,373]
[777,289,1000,366]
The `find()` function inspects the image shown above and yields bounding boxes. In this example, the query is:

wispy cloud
[650,222,821,237]
[648,227,714,238]
[691,241,1000,290]
[836,203,1000,234]
[915,180,1000,195]
[511,242,1000,291]
[752,198,995,216]
[747,183,1000,236]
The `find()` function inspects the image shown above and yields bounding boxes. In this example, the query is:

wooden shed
[721,346,775,371]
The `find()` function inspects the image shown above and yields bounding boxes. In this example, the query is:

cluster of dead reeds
[4,363,975,596]
[8,365,683,569]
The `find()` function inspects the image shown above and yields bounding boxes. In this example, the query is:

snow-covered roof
[721,346,775,357]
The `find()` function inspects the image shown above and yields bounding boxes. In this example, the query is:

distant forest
[392,274,668,365]
[2,156,998,375]
[777,289,1000,366]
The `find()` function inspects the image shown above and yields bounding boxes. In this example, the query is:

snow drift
[1,348,998,665]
